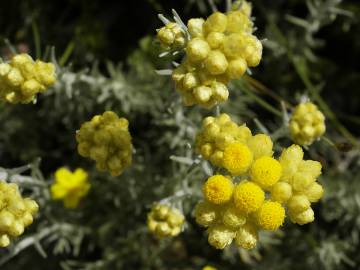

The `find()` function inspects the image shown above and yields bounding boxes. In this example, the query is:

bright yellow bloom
[223,143,253,175]
[250,156,282,189]
[255,201,285,230]
[0,53,56,104]
[289,102,326,145]
[76,111,133,176]
[0,182,38,247]
[51,168,90,208]
[203,175,234,204]
[147,204,185,238]
[233,181,264,214]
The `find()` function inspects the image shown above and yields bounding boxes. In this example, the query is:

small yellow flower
[305,182,324,202]
[270,182,292,203]
[222,205,246,228]
[203,175,234,204]
[223,143,253,175]
[250,156,282,189]
[233,181,264,214]
[247,134,273,159]
[157,22,185,50]
[51,168,90,208]
[147,204,185,238]
[255,201,285,230]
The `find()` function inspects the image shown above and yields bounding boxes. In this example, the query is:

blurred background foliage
[0,0,359,269]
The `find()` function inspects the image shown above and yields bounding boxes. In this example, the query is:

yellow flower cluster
[194,116,324,249]
[0,182,39,247]
[172,2,262,107]
[273,144,324,225]
[157,22,186,50]
[51,168,91,208]
[0,53,56,104]
[202,266,217,270]
[76,111,133,176]
[195,113,272,170]
[289,102,326,145]
[147,204,185,238]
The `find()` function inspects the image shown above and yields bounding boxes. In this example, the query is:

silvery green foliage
[0,0,359,269]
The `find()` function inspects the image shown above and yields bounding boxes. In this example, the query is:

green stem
[31,20,41,59]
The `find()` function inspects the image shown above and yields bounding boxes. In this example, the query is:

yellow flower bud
[208,224,236,249]
[271,182,292,203]
[289,207,314,225]
[226,57,247,79]
[0,234,10,248]
[187,38,211,62]
[305,182,324,202]
[223,205,246,228]
[247,134,273,159]
[204,12,228,34]
[205,50,228,75]
[288,195,310,213]
[235,223,258,250]
[211,81,229,101]
[226,11,252,33]
[193,85,212,103]
[188,18,205,37]
[206,32,225,49]
[194,201,219,227]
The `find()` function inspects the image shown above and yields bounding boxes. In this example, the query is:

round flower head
[233,181,264,214]
[203,175,234,204]
[207,224,236,249]
[51,168,90,208]
[235,223,258,250]
[148,204,185,238]
[250,156,282,189]
[255,201,285,230]
[223,143,253,175]
[76,111,133,176]
[157,22,185,50]
[0,54,56,104]
[0,182,39,247]
[289,102,326,145]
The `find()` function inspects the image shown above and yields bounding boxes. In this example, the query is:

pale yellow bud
[187,18,205,37]
[206,32,225,49]
[226,57,247,79]
[194,201,218,227]
[0,211,15,231]
[8,220,24,237]
[306,182,324,202]
[205,50,228,75]
[208,224,235,249]
[187,38,211,62]
[271,182,292,203]
[7,68,24,86]
[288,195,310,213]
[290,207,314,225]
[223,206,246,228]
[0,234,10,248]
[182,73,199,90]
[247,134,273,159]
[204,12,228,34]
[212,82,228,101]
[193,85,212,103]
[0,63,11,76]
[235,224,258,250]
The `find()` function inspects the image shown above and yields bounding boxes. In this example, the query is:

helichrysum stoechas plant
[50,167,91,208]
[0,181,38,248]
[157,1,262,108]
[147,204,185,238]
[76,111,133,176]
[0,53,56,104]
[194,114,324,250]
[289,101,326,145]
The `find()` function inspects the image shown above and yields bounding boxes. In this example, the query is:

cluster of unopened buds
[157,1,262,108]
[0,182,39,247]
[0,53,56,104]
[76,111,133,176]
[147,204,185,238]
[289,101,326,145]
[194,113,324,249]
